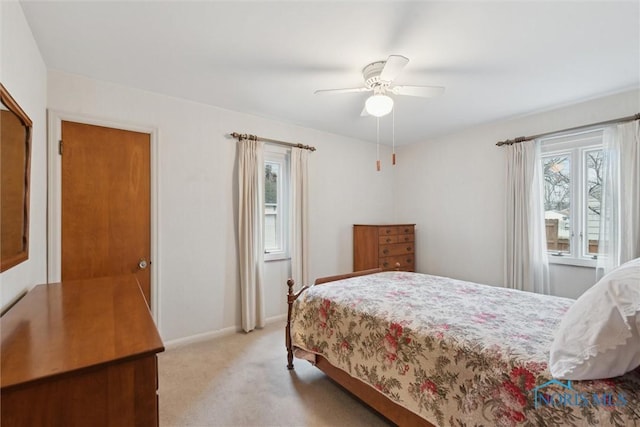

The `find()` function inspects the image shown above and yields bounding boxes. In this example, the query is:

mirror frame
[1,83,32,272]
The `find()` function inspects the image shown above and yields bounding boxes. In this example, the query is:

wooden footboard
[286,268,381,370]
[286,268,435,427]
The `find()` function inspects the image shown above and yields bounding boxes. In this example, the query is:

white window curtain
[290,147,309,287]
[597,120,640,276]
[504,139,550,294]
[237,139,265,332]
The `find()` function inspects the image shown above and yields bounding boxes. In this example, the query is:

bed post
[286,278,309,370]
[286,278,295,370]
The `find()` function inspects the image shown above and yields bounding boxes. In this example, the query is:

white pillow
[549,257,640,380]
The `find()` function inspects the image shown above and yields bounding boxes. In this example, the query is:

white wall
[0,2,48,310]
[394,89,640,299]
[8,0,635,339]
[47,70,394,342]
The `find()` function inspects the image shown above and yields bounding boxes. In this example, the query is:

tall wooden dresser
[353,224,416,272]
[0,274,164,427]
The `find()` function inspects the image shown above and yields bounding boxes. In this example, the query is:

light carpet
[158,320,392,427]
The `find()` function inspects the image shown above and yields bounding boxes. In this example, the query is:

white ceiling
[20,1,640,145]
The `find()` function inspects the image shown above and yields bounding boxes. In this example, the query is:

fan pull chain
[392,108,396,165]
[376,118,381,171]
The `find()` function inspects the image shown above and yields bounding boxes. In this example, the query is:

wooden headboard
[314,268,382,285]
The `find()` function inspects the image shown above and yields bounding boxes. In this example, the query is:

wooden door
[61,121,151,305]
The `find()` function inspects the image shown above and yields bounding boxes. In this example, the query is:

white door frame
[47,110,160,324]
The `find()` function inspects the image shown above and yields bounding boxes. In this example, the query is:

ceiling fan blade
[314,87,371,95]
[390,85,445,98]
[379,55,409,82]
[360,106,369,117]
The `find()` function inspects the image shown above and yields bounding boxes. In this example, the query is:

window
[264,146,290,261]
[541,129,603,266]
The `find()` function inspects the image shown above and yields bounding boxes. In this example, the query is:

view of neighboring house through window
[264,147,290,260]
[541,129,603,266]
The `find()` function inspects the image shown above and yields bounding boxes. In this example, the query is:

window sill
[264,253,290,263]
[548,256,596,268]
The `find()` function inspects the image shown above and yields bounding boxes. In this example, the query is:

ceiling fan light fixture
[365,94,393,117]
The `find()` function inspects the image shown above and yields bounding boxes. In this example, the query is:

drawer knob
[386,229,391,234]
[383,249,389,254]
[383,262,389,267]
[407,247,411,251]
[404,237,409,241]
[386,238,391,243]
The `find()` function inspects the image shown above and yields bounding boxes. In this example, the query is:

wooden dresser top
[353,224,415,226]
[1,274,164,390]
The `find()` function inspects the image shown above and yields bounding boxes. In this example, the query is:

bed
[285,269,640,426]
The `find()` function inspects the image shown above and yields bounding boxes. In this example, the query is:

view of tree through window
[543,155,571,253]
[265,163,278,204]
[264,162,279,252]
[542,146,603,259]
[585,149,603,256]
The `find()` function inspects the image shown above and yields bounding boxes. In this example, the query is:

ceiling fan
[314,55,445,117]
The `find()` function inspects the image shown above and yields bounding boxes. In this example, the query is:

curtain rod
[496,113,640,147]
[230,132,316,152]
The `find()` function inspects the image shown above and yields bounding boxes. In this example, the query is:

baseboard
[164,325,240,350]
[164,313,288,350]
[265,313,287,325]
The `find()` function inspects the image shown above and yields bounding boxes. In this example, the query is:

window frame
[263,145,290,262]
[540,128,604,268]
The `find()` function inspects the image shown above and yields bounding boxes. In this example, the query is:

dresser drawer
[378,235,398,245]
[378,226,398,236]
[397,233,414,243]
[379,255,415,271]
[398,225,414,235]
[379,243,414,257]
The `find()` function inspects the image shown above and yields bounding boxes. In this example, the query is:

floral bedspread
[290,271,640,426]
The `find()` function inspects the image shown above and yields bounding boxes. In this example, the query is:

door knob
[138,258,149,270]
